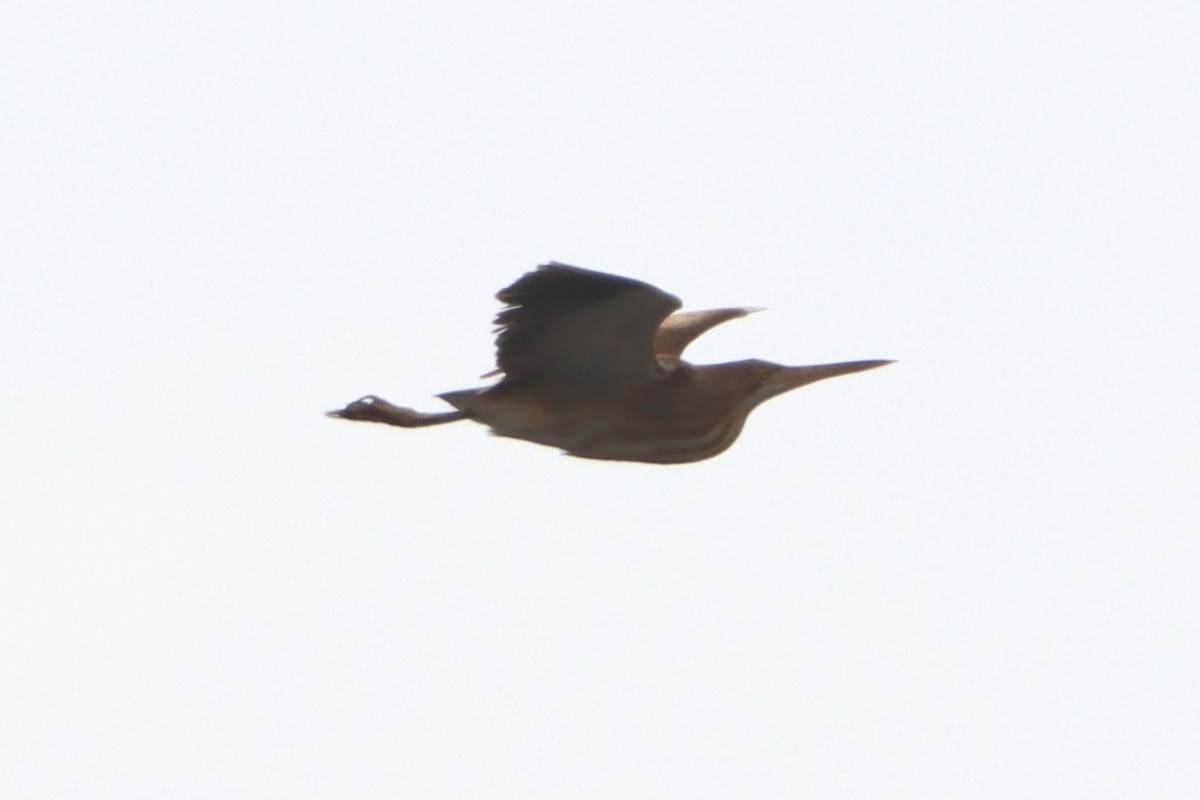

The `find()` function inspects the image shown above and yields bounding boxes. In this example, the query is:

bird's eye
[755,367,770,380]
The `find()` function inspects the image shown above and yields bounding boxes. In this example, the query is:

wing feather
[654,308,762,359]
[493,263,681,387]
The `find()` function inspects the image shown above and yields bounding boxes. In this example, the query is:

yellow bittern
[329,262,891,463]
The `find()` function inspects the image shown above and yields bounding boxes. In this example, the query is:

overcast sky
[4,2,1197,798]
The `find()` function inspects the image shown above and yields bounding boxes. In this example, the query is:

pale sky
[4,2,1197,798]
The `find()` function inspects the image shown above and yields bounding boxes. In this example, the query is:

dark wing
[493,262,682,386]
[654,308,762,359]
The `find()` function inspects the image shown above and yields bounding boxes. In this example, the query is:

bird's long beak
[775,359,894,391]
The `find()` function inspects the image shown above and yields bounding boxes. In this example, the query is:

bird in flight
[328,262,892,463]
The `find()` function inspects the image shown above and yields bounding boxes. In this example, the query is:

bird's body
[329,263,891,463]
[437,360,753,463]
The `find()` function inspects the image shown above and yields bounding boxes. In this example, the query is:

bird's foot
[326,396,466,428]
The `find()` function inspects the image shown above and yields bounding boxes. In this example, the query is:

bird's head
[707,358,895,408]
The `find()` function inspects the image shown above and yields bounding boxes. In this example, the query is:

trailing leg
[326,395,468,427]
